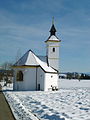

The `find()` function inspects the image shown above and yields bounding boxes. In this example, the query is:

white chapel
[13,21,61,91]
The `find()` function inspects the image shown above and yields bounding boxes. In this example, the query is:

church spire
[50,17,57,36]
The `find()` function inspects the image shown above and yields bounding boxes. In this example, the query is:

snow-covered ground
[2,79,90,120]
[58,79,90,89]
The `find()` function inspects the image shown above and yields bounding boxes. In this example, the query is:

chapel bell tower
[45,19,61,72]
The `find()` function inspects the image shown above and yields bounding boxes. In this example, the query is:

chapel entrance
[38,84,40,90]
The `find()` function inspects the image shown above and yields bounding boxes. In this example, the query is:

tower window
[53,48,55,52]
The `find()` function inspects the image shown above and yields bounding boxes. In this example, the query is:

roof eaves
[45,35,61,43]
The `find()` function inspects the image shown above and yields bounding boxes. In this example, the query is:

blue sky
[0,0,90,72]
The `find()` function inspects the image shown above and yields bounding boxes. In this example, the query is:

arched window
[16,71,23,81]
[53,48,55,52]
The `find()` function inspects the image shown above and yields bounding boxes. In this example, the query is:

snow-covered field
[2,79,90,120]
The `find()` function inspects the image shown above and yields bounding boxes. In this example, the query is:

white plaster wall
[23,68,36,90]
[44,73,58,91]
[13,68,25,90]
[48,59,59,70]
[46,42,60,71]
[13,67,58,91]
[13,68,37,91]
[37,67,45,91]
[48,43,60,58]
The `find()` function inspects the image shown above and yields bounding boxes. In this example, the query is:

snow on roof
[14,50,57,73]
[33,53,57,73]
[45,35,60,42]
[49,35,59,41]
[14,50,38,66]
